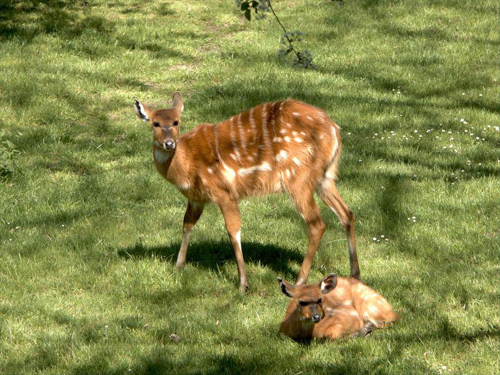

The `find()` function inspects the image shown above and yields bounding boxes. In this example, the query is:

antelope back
[204,100,341,199]
[350,279,400,326]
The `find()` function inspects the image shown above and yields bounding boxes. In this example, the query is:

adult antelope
[278,274,399,340]
[133,92,359,293]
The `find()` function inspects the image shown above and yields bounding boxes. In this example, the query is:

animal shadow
[117,240,304,276]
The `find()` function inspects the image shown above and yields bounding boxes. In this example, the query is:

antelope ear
[319,273,337,294]
[277,277,295,298]
[134,99,151,122]
[172,92,184,113]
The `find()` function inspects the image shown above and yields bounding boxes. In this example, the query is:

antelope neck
[153,145,186,183]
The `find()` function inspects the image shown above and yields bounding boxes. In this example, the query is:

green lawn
[0,0,498,374]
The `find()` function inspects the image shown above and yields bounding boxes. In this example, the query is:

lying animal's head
[278,274,338,324]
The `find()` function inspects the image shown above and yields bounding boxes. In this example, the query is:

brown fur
[279,274,399,340]
[134,93,360,292]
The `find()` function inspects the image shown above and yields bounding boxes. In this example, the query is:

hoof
[175,263,186,271]
[239,283,249,294]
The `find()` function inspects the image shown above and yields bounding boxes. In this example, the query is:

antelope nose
[312,314,321,323]
[164,140,175,150]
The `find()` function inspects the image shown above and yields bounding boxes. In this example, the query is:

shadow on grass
[0,0,113,42]
[117,240,304,276]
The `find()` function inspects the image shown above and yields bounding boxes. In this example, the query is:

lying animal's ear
[319,273,337,294]
[277,277,295,298]
[172,92,184,113]
[134,99,152,122]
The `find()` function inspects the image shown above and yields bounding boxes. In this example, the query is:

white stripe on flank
[262,104,271,149]
[292,157,301,165]
[331,126,339,161]
[237,113,246,150]
[238,162,272,176]
[229,116,240,161]
[249,107,256,132]
[292,112,300,117]
[307,116,313,121]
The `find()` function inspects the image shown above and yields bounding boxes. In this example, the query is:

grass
[0,0,498,373]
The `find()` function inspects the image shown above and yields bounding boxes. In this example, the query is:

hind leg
[318,178,360,279]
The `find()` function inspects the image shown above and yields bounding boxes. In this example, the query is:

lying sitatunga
[278,273,399,340]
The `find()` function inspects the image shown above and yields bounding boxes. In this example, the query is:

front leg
[176,201,205,270]
[218,199,248,293]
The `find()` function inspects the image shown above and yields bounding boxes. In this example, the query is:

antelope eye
[298,300,308,307]
[173,120,179,126]
[153,122,160,128]
[316,298,322,304]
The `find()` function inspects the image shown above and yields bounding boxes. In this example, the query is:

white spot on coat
[177,182,190,190]
[276,150,288,161]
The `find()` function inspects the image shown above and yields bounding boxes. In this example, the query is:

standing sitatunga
[134,93,359,292]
